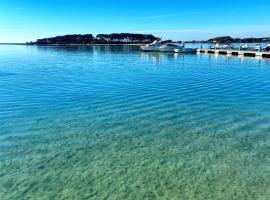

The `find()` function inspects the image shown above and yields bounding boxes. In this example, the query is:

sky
[0,0,270,43]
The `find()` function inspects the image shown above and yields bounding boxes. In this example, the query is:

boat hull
[159,47,176,52]
[141,46,161,52]
[141,46,197,53]
[174,48,197,53]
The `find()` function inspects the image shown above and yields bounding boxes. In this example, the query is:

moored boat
[159,43,183,52]
[141,42,197,53]
[264,44,270,52]
[174,47,197,53]
[140,40,162,52]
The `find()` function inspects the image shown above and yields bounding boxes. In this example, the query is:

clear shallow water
[1,45,270,200]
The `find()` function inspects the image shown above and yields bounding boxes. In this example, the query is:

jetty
[197,48,270,58]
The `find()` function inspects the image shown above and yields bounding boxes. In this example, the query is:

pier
[197,49,270,58]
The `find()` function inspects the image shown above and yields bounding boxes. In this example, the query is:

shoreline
[0,43,26,45]
[30,43,146,46]
[0,43,146,46]
[1,42,269,46]
[1,42,269,48]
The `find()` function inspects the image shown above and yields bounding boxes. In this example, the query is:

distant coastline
[0,43,146,46]
[26,34,270,46]
[206,36,270,43]
[0,43,26,45]
[29,43,147,46]
[2,34,270,46]
[27,33,159,46]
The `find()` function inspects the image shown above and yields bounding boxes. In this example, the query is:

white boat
[214,43,221,49]
[159,43,184,52]
[241,43,249,49]
[141,42,197,53]
[213,43,232,50]
[141,40,162,52]
[255,44,262,51]
[174,47,197,53]
[264,44,270,52]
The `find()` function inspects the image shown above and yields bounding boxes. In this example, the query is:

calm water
[1,45,270,200]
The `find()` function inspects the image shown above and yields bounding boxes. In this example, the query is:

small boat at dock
[212,43,233,50]
[159,43,182,52]
[140,40,162,52]
[174,48,197,53]
[141,41,197,53]
[264,44,270,52]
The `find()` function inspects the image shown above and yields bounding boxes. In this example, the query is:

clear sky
[0,0,270,43]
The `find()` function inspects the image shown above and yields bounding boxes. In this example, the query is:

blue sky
[0,0,270,42]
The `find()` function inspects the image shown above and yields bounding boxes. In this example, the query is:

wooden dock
[197,49,270,58]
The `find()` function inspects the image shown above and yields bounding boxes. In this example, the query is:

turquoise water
[1,45,270,200]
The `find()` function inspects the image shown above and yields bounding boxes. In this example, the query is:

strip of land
[1,34,270,46]
[27,33,159,46]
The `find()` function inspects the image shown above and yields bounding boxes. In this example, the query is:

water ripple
[0,45,270,199]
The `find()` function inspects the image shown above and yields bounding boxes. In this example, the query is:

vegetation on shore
[25,34,270,45]
[207,36,270,43]
[28,33,159,45]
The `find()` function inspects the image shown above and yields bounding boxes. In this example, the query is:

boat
[241,43,249,49]
[174,47,197,53]
[213,43,221,49]
[255,44,262,51]
[213,43,232,50]
[159,43,184,52]
[141,42,197,53]
[140,40,162,52]
[263,44,270,52]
